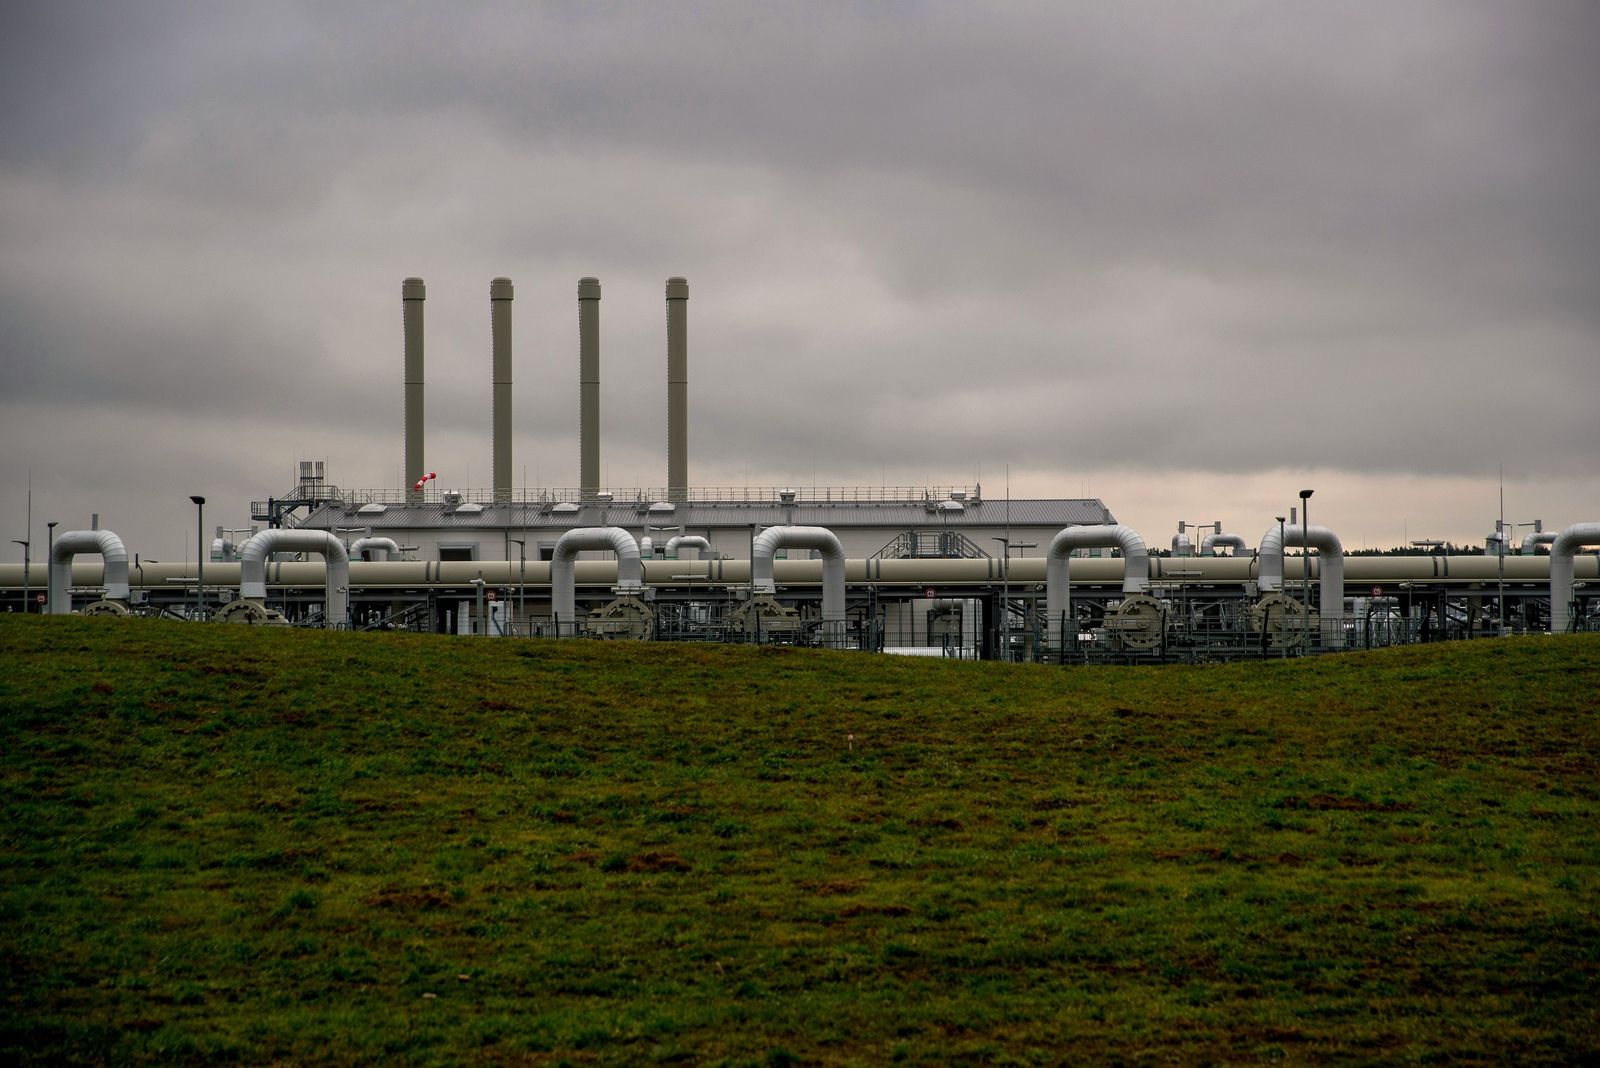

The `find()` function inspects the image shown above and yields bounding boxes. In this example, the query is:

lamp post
[509,538,526,636]
[1276,516,1286,658]
[992,537,1011,661]
[46,522,57,611]
[12,540,28,614]
[190,496,206,619]
[1299,490,1313,649]
[1177,520,1222,556]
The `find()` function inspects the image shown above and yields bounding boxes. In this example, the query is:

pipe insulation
[1257,522,1346,648]
[1045,525,1149,651]
[551,527,641,633]
[403,277,426,502]
[578,277,601,499]
[1522,531,1558,555]
[665,534,710,559]
[49,529,130,613]
[1549,523,1600,634]
[491,277,514,503]
[240,529,350,626]
[1202,532,1250,556]
[349,537,401,562]
[666,277,689,503]
[751,526,846,645]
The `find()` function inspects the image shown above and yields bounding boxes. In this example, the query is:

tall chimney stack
[666,276,689,503]
[402,277,426,502]
[491,277,514,503]
[578,277,601,499]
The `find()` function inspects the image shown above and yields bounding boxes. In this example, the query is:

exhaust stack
[666,276,689,503]
[403,277,426,502]
[491,277,514,503]
[579,277,601,499]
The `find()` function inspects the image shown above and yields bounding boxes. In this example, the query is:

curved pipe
[49,530,130,613]
[1550,523,1600,634]
[751,526,846,639]
[1170,531,1193,557]
[1045,525,1149,650]
[210,537,236,562]
[551,527,641,632]
[240,529,350,626]
[665,535,710,559]
[349,536,400,562]
[1201,532,1250,556]
[1258,523,1346,648]
[1522,531,1558,555]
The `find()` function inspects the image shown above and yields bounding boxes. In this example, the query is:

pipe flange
[79,599,131,618]
[732,595,802,635]
[587,596,654,640]
[1250,593,1317,649]
[213,600,287,626]
[1107,594,1166,650]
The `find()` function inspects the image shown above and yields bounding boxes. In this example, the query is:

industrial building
[6,274,1598,659]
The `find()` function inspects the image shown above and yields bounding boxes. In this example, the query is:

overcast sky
[3,0,1597,562]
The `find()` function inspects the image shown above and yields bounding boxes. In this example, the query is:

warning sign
[1371,586,1383,597]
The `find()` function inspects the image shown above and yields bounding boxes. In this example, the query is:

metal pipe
[1549,523,1600,634]
[48,529,130,613]
[1522,531,1558,555]
[240,529,350,626]
[551,526,641,634]
[491,277,514,503]
[403,277,426,503]
[1201,532,1250,556]
[578,277,601,500]
[1257,522,1346,648]
[751,526,846,642]
[349,536,401,562]
[1045,525,1149,652]
[666,276,689,503]
[664,534,709,560]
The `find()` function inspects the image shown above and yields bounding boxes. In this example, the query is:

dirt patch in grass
[1277,794,1416,812]
[363,888,455,910]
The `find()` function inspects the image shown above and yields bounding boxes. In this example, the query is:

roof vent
[938,500,966,514]
[595,491,614,502]
[553,502,581,514]
[949,491,966,501]
[648,501,676,515]
[455,502,484,515]
[357,503,388,515]
[779,491,797,504]
[442,491,462,506]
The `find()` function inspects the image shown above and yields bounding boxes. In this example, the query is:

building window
[438,543,479,562]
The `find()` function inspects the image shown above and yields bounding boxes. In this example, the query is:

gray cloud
[2,1,1597,557]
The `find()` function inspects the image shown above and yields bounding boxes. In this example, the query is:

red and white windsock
[412,470,438,492]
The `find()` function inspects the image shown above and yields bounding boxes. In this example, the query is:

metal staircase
[871,529,993,561]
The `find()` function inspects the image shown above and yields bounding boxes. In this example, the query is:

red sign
[924,587,937,599]
[487,589,497,601]
[36,594,46,604]
[1371,586,1383,597]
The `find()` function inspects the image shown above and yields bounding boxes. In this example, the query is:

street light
[190,496,206,620]
[1276,517,1286,659]
[12,540,29,615]
[1299,489,1313,649]
[46,522,57,611]
[509,538,527,635]
[992,537,1011,661]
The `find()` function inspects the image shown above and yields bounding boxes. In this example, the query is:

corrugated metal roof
[300,498,1115,531]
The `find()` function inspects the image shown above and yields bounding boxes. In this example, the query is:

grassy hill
[3,617,1597,1065]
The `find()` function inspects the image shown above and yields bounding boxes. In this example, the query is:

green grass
[3,617,1598,1065]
